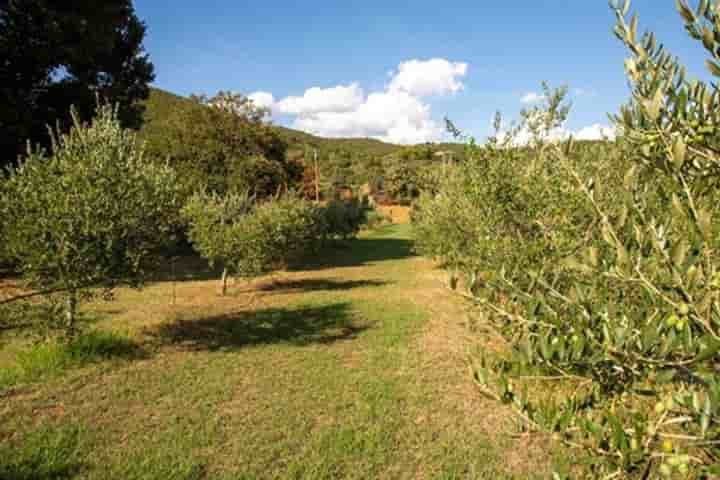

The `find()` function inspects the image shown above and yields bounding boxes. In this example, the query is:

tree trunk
[66,292,77,334]
[221,267,228,296]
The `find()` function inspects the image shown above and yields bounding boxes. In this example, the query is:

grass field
[0,224,560,479]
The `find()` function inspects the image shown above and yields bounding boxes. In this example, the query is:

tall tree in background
[142,91,300,196]
[0,0,154,167]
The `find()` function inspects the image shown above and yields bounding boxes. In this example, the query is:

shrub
[240,195,326,274]
[0,104,183,333]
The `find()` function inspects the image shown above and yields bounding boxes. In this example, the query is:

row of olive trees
[0,103,371,334]
[181,192,372,296]
[182,192,323,296]
[412,1,720,477]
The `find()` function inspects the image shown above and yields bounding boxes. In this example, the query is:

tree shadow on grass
[298,237,415,271]
[257,278,390,293]
[150,255,221,284]
[148,302,366,352]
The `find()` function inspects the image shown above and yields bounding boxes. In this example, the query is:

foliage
[382,161,422,205]
[141,90,300,195]
[0,104,183,331]
[382,145,446,204]
[249,196,327,269]
[181,190,254,271]
[322,198,370,241]
[182,192,324,294]
[139,88,466,197]
[0,0,154,168]
[413,1,720,476]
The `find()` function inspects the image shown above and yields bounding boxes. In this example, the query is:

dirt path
[399,246,553,478]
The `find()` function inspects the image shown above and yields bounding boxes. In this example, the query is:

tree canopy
[142,91,301,196]
[0,0,154,167]
[0,104,183,330]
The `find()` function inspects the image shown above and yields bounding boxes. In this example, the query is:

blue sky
[134,0,712,144]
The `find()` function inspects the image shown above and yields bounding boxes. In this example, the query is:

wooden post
[171,256,177,306]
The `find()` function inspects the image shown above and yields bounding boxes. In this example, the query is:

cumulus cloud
[256,58,467,144]
[275,83,364,115]
[521,92,544,104]
[388,58,468,97]
[248,91,275,110]
[292,90,441,144]
[574,123,616,141]
[497,123,616,146]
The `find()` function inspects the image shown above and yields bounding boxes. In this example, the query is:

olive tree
[0,104,183,332]
[182,193,324,295]
[181,190,254,295]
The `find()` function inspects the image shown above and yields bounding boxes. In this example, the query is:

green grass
[0,224,552,479]
[0,422,85,480]
[0,330,141,392]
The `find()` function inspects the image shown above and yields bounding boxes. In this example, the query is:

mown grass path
[1,224,552,479]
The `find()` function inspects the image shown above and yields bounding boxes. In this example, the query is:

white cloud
[293,90,441,144]
[574,124,616,141]
[521,92,544,104]
[255,58,467,144]
[275,83,364,115]
[496,123,616,146]
[248,91,275,110]
[388,58,468,97]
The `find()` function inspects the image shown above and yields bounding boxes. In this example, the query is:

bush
[413,2,720,475]
[240,195,326,273]
[0,104,183,333]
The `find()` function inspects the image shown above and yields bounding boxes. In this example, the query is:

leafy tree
[381,145,449,204]
[322,198,368,241]
[249,196,326,271]
[0,104,183,332]
[0,0,154,167]
[383,161,422,205]
[182,193,324,295]
[181,191,254,295]
[143,91,301,196]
